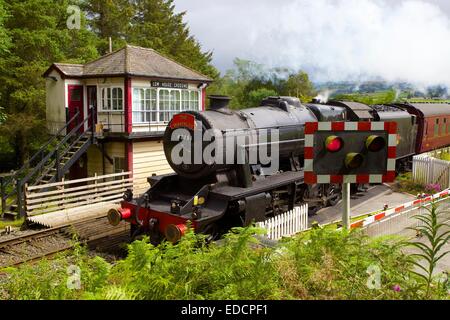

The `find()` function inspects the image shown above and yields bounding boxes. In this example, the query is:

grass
[405,98,450,103]
[333,90,397,105]
[0,217,24,229]
[391,172,428,195]
[434,151,450,162]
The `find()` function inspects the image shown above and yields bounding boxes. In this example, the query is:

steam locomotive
[107,96,450,243]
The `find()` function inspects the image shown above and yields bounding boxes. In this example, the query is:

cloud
[175,0,450,87]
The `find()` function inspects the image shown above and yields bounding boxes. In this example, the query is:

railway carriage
[395,103,450,154]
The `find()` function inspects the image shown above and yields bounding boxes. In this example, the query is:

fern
[406,202,450,298]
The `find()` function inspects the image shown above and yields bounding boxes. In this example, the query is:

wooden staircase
[1,108,95,219]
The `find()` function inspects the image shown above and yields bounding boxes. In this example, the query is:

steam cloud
[175,0,450,87]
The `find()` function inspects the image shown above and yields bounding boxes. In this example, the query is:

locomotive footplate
[209,171,305,201]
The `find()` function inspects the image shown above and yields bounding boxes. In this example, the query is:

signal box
[304,122,397,184]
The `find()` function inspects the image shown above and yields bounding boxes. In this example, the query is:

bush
[0,226,447,300]
[425,184,441,194]
[393,172,427,195]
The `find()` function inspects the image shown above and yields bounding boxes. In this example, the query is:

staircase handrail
[19,112,93,188]
[1,110,81,190]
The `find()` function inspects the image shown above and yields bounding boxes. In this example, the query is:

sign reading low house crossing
[151,81,188,89]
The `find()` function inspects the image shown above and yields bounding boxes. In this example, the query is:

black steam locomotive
[108,95,449,243]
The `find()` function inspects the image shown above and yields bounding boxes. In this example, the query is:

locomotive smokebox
[208,95,231,110]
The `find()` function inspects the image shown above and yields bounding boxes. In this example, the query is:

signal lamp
[345,153,364,169]
[325,136,344,152]
[366,135,386,152]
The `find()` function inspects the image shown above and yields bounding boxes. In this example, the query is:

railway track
[0,217,130,268]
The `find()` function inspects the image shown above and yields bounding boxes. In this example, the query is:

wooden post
[0,175,5,218]
[90,106,95,143]
[60,177,65,208]
[16,179,24,218]
[94,172,98,203]
[448,163,450,189]
[121,170,125,193]
[55,148,61,182]
[23,183,28,218]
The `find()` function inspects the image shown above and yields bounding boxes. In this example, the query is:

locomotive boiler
[108,96,346,243]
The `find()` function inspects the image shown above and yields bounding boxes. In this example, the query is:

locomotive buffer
[303,121,397,229]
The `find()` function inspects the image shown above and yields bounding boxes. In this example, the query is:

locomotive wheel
[202,223,220,243]
[130,224,147,242]
[324,184,342,207]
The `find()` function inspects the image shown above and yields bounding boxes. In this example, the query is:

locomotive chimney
[208,95,231,110]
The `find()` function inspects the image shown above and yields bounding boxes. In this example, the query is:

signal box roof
[43,45,212,82]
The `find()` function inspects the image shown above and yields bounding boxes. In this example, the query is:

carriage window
[434,119,439,136]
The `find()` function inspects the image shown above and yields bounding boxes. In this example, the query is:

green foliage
[207,58,316,109]
[0,217,24,229]
[283,71,316,103]
[0,0,10,54]
[247,88,278,107]
[0,243,110,300]
[281,228,419,299]
[333,90,397,105]
[392,172,427,195]
[407,202,450,298]
[0,0,100,169]
[0,0,219,171]
[2,226,446,300]
[82,0,218,79]
[0,106,6,124]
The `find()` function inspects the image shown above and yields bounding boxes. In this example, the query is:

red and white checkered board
[303,121,397,184]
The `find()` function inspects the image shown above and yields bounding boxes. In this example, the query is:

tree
[0,0,99,167]
[247,88,278,107]
[0,0,10,54]
[282,71,316,102]
[128,0,218,79]
[84,0,219,79]
[81,0,132,54]
[208,58,316,108]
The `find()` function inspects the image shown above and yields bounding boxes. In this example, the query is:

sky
[173,0,450,87]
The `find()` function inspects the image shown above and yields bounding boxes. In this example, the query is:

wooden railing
[24,171,132,217]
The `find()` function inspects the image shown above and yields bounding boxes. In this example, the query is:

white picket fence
[413,150,450,188]
[257,204,308,240]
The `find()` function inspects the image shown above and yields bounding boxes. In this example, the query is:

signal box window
[132,88,200,124]
[133,88,157,123]
[101,87,123,111]
[113,157,126,174]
